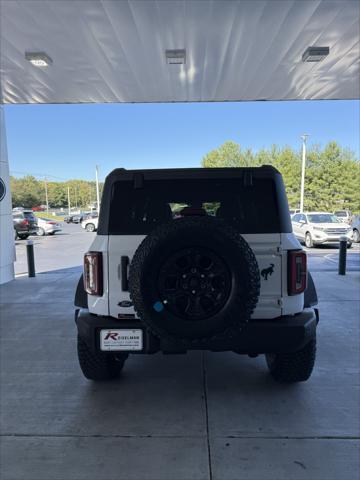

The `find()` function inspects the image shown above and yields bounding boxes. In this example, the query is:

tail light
[48,221,57,225]
[288,250,307,295]
[84,252,103,296]
[21,219,29,226]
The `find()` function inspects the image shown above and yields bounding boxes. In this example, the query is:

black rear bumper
[75,308,318,355]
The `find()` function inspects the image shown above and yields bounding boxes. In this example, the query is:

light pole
[95,165,100,212]
[67,186,71,216]
[300,134,309,213]
[44,178,49,215]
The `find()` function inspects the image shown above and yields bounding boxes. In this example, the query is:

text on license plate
[100,329,143,351]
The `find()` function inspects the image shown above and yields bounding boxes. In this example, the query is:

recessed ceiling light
[25,52,53,67]
[302,46,329,63]
[165,49,186,65]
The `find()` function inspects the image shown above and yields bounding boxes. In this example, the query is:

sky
[4,100,359,182]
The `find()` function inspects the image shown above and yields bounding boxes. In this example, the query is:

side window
[292,214,300,222]
[299,214,306,223]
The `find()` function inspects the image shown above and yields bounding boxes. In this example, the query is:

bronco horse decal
[261,263,275,280]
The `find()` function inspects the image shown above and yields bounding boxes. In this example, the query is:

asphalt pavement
[14,223,360,277]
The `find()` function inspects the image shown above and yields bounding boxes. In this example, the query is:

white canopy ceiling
[1,0,359,104]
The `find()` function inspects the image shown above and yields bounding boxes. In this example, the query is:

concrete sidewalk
[0,269,359,480]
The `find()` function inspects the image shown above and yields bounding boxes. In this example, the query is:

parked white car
[36,217,62,236]
[81,216,98,232]
[292,212,353,248]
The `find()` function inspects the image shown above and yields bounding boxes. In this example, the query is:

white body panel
[86,232,306,321]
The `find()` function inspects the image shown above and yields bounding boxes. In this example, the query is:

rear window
[109,178,280,234]
[308,214,340,223]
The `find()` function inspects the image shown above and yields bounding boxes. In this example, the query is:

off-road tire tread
[129,217,260,344]
[266,338,316,383]
[77,335,127,380]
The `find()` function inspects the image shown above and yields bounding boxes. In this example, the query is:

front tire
[305,232,313,248]
[36,227,45,236]
[265,337,316,383]
[85,223,95,232]
[353,229,360,243]
[77,336,128,380]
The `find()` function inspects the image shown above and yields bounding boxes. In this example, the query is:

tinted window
[109,178,280,234]
[292,214,301,222]
[308,214,340,223]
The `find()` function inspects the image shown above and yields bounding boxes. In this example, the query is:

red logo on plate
[104,331,119,340]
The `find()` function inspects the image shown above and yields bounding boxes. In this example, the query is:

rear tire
[36,227,45,236]
[347,242,352,249]
[85,223,95,232]
[77,336,128,380]
[265,337,316,383]
[305,232,313,248]
[353,229,359,243]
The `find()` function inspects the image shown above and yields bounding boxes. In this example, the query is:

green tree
[201,140,360,213]
[202,141,258,168]
[10,175,43,208]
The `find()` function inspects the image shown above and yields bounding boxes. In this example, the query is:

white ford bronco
[75,167,319,383]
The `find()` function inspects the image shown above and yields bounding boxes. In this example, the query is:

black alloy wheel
[158,247,231,321]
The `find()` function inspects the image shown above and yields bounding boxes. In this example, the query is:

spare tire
[129,216,260,342]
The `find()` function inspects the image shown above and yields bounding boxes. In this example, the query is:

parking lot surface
[1,223,359,479]
[12,222,360,276]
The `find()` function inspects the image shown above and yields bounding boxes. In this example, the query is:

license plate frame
[100,329,143,351]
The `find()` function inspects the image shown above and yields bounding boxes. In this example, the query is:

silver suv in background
[292,212,353,248]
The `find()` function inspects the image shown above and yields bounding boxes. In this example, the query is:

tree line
[202,141,360,212]
[10,140,359,213]
[10,176,103,210]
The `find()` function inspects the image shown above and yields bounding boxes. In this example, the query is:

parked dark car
[13,210,38,240]
[82,212,98,221]
[64,214,83,224]
[72,214,83,223]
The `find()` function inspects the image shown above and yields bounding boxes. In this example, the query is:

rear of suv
[13,210,38,240]
[75,167,318,383]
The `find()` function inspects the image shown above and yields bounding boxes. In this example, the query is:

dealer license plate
[100,329,143,351]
